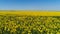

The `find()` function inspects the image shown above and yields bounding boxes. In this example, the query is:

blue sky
[0,0,60,10]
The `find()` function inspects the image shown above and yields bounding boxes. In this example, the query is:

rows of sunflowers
[0,14,60,34]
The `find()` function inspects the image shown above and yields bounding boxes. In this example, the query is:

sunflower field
[0,14,60,34]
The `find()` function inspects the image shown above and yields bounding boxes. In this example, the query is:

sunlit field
[0,10,60,34]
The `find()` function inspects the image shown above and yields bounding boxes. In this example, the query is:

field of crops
[0,11,60,34]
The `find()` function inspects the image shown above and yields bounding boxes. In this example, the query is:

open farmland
[0,11,60,34]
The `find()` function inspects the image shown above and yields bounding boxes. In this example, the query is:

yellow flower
[56,32,60,34]
[28,30,31,33]
[33,28,36,30]
[4,27,7,31]
[10,29,16,32]
[22,31,25,34]
[28,32,32,34]
[7,28,10,31]
[53,25,57,28]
